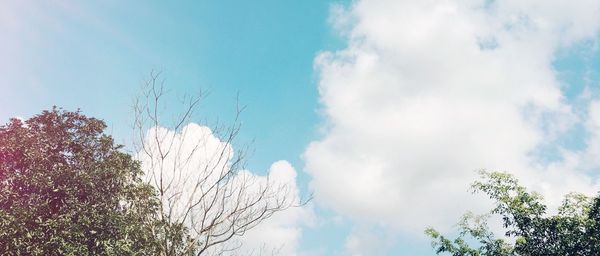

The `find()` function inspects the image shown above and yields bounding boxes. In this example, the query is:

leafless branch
[132,72,302,255]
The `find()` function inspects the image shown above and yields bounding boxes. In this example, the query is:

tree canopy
[426,171,600,256]
[0,108,160,255]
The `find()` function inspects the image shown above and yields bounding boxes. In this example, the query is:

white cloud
[344,226,392,256]
[581,101,600,167]
[306,0,600,238]
[234,161,314,256]
[137,123,310,255]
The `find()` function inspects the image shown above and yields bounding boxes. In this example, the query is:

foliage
[426,170,600,256]
[0,108,161,255]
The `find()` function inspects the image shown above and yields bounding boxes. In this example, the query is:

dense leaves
[426,171,600,256]
[0,108,161,255]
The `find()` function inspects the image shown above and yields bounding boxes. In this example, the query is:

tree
[0,108,161,255]
[426,170,600,256]
[132,72,304,255]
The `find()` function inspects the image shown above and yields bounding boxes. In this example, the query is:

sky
[2,0,600,255]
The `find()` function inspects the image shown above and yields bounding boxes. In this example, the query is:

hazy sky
[2,1,600,255]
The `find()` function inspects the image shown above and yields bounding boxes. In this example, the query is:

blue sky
[0,0,336,170]
[1,1,359,254]
[3,1,600,255]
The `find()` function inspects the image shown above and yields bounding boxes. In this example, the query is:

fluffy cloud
[305,0,600,235]
[137,123,309,255]
[344,226,392,256]
[234,161,313,256]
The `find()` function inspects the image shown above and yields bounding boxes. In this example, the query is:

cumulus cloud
[305,0,600,236]
[344,226,392,256]
[137,123,309,255]
[234,161,314,256]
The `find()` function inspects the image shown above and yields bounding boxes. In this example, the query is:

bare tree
[132,72,305,256]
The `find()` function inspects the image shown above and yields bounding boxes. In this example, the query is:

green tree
[0,108,161,255]
[426,170,600,256]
